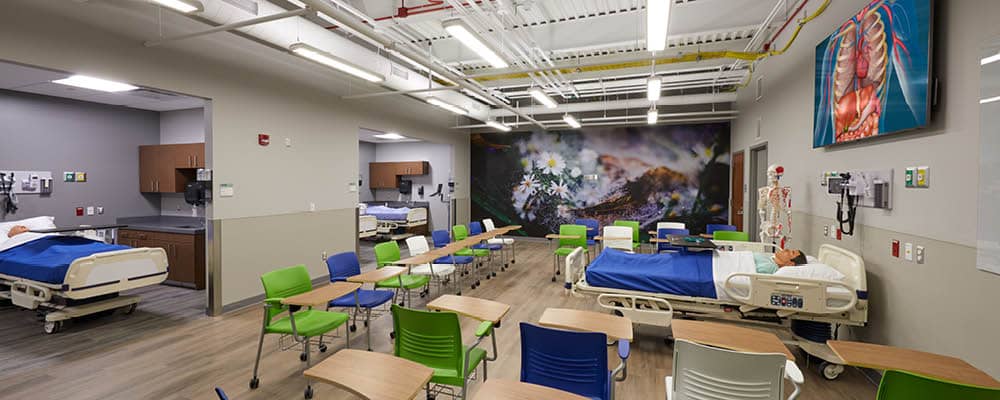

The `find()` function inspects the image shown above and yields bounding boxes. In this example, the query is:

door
[731,151,745,231]
[748,144,768,241]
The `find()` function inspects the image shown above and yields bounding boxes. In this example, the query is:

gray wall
[0,89,160,225]
[731,0,1000,376]
[358,141,375,202]
[159,107,206,217]
[372,142,453,231]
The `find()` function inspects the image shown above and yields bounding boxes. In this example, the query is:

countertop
[116,216,206,235]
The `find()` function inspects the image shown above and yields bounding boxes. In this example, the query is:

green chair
[453,225,492,289]
[391,304,497,400]
[876,370,1000,400]
[613,220,642,252]
[713,230,750,242]
[553,224,588,282]
[250,265,350,399]
[373,241,430,307]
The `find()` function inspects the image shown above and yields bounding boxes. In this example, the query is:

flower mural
[471,123,731,238]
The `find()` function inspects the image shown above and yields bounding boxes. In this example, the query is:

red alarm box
[258,134,270,146]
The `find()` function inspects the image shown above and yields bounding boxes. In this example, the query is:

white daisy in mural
[538,151,566,175]
[552,180,571,199]
[557,204,572,220]
[516,173,539,196]
[569,167,582,178]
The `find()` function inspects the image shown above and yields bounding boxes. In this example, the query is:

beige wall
[732,0,1000,376]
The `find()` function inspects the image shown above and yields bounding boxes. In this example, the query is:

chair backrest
[260,265,312,322]
[214,387,229,400]
[452,225,470,241]
[469,221,485,235]
[575,218,599,239]
[558,224,588,248]
[520,323,610,399]
[326,251,362,282]
[374,241,401,268]
[483,218,497,232]
[392,304,464,374]
[656,228,689,252]
[706,224,737,234]
[670,339,787,400]
[614,220,641,244]
[657,221,686,230]
[405,236,431,256]
[431,230,451,248]
[603,226,634,252]
[876,370,1000,400]
[714,230,749,242]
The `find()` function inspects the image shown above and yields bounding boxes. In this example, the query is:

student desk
[827,340,1000,388]
[472,379,588,400]
[348,266,407,284]
[670,320,794,360]
[426,294,510,325]
[282,282,362,307]
[538,308,633,341]
[304,349,433,400]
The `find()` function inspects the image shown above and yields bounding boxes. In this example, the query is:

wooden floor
[0,240,877,400]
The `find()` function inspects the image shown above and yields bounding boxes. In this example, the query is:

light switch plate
[86,206,94,216]
[904,243,914,261]
[916,245,925,264]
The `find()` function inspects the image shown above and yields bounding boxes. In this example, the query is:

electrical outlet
[904,243,913,261]
[916,245,925,264]
[285,137,292,147]
[309,202,316,212]
[823,226,829,237]
[96,206,104,215]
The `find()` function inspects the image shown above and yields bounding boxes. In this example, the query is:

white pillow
[805,255,819,264]
[0,216,57,237]
[774,263,846,282]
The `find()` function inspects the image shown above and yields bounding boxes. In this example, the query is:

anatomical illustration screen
[813,0,932,148]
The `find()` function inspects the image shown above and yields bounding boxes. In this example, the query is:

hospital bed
[565,241,869,380]
[0,232,168,334]
[363,205,428,234]
[358,215,377,238]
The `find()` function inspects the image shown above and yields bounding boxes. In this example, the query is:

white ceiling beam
[490,92,736,117]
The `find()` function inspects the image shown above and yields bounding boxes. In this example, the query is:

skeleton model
[758,164,792,249]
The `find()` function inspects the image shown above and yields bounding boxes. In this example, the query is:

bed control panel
[770,293,804,309]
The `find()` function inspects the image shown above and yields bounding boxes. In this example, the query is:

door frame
[747,142,768,241]
[730,150,745,231]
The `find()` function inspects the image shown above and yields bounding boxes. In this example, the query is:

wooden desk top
[699,233,714,239]
[348,266,406,283]
[671,320,794,361]
[304,349,433,400]
[426,295,510,323]
[496,225,522,232]
[827,340,1000,388]
[538,308,633,341]
[282,282,362,307]
[472,379,588,400]
[648,238,672,243]
[594,236,632,241]
[545,234,581,240]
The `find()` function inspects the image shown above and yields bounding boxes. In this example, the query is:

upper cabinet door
[169,143,205,169]
[139,145,160,193]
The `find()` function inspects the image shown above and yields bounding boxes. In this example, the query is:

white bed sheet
[713,251,854,304]
[0,232,54,253]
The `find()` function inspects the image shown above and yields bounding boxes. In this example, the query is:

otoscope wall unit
[0,171,54,195]
[821,169,893,210]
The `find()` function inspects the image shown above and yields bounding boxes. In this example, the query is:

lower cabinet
[119,229,206,289]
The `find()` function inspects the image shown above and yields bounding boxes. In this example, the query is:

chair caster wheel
[249,377,260,389]
[486,275,491,280]
[420,292,427,298]
[456,292,462,296]
[350,324,357,332]
[819,362,845,380]
[319,344,328,353]
[399,301,406,306]
[512,259,516,264]
[300,352,308,362]
[304,385,314,399]
[389,331,396,339]
[556,270,561,276]
[551,276,556,282]
[492,272,497,277]
[476,280,481,286]
[363,321,369,327]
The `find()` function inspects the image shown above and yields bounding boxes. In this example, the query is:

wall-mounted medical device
[822,169,892,236]
[0,171,54,195]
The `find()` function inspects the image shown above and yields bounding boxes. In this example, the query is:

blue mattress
[364,205,411,221]
[585,249,717,298]
[0,236,130,285]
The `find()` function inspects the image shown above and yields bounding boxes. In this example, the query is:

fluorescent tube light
[528,87,558,108]
[426,97,469,115]
[982,52,1000,66]
[647,107,658,125]
[646,0,671,51]
[981,95,1000,104]
[374,132,407,140]
[442,18,509,68]
[486,120,512,132]
[149,0,203,13]
[52,75,138,92]
[563,114,582,129]
[647,76,662,101]
[290,43,385,83]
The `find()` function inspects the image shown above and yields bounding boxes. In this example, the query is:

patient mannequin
[7,225,29,238]
[753,248,807,274]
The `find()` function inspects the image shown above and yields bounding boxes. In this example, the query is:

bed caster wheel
[819,362,844,380]
[43,321,62,334]
[349,324,358,332]
[613,310,624,317]
[319,344,328,353]
[299,352,308,362]
[304,385,314,399]
[123,303,137,315]
[249,377,260,389]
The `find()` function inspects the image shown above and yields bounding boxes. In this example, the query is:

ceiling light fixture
[442,18,509,68]
[486,120,512,132]
[374,132,407,140]
[981,95,1000,104]
[646,0,672,52]
[982,51,1000,66]
[647,107,658,125]
[647,76,662,101]
[528,87,558,108]
[563,114,582,129]
[426,97,469,115]
[289,43,385,83]
[149,0,204,13]
[52,75,139,92]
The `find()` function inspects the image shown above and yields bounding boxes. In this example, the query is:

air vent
[390,64,409,80]
[222,0,258,15]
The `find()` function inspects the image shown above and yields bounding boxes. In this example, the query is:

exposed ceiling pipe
[453,110,739,128]
[144,8,310,47]
[490,92,736,117]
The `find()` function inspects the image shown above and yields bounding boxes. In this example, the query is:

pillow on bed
[774,263,846,282]
[806,255,819,264]
[0,216,57,236]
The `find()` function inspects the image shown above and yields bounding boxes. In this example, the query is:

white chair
[657,222,686,231]
[666,339,803,400]
[483,218,516,266]
[404,236,457,295]
[602,226,635,253]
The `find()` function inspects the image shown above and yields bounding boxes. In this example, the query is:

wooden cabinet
[395,161,428,175]
[369,161,429,189]
[119,229,205,289]
[139,143,204,193]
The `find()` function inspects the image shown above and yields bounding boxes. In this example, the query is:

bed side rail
[409,208,427,223]
[722,273,857,315]
[714,240,780,253]
[564,247,587,292]
[9,280,53,310]
[597,293,674,327]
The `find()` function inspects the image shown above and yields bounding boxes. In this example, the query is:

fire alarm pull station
[258,134,270,146]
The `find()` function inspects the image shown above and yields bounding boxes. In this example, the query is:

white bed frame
[375,207,428,234]
[359,215,377,238]
[0,247,169,334]
[566,242,869,379]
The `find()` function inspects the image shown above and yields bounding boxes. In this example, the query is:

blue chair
[657,228,689,253]
[576,218,600,260]
[326,251,395,351]
[431,230,478,290]
[215,387,228,400]
[520,323,630,400]
[470,221,504,275]
[706,224,737,235]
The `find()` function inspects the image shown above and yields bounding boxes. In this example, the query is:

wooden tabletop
[648,238,673,243]
[348,266,407,283]
[594,236,632,241]
[282,282,362,307]
[699,233,714,239]
[472,379,588,400]
[827,340,1000,388]
[426,295,510,323]
[545,234,581,240]
[304,349,433,400]
[671,320,794,361]
[538,308,633,341]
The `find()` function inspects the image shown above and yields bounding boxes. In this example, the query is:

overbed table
[304,349,433,400]
[472,379,588,400]
[827,340,1000,388]
[538,308,633,341]
[671,320,794,360]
